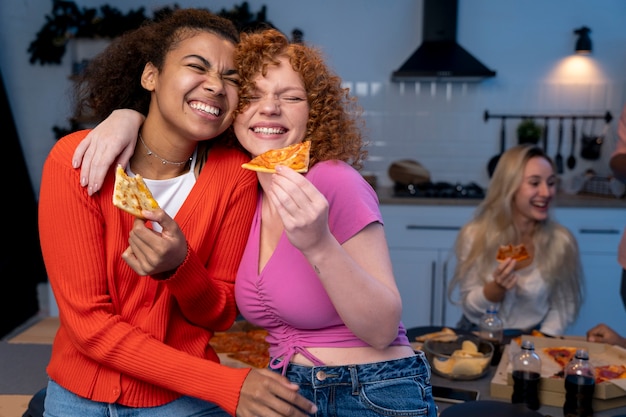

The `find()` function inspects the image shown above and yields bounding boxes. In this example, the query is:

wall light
[574,26,592,54]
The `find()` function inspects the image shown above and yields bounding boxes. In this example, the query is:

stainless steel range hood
[392,0,496,83]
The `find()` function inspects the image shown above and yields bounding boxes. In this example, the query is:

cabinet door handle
[430,261,436,326]
[578,228,620,235]
[406,225,461,231]
[441,261,448,326]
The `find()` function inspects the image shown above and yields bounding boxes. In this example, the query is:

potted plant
[516,119,543,145]
[28,0,274,66]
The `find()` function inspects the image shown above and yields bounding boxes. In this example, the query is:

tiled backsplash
[348,80,624,190]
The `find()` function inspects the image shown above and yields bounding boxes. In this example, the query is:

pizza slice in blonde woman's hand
[113,165,160,218]
[496,243,532,270]
[241,141,311,173]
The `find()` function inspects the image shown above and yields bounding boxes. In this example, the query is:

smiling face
[512,155,556,222]
[142,31,239,141]
[233,56,310,157]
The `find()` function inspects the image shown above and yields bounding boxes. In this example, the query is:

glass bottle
[563,349,595,417]
[479,304,503,365]
[511,340,542,410]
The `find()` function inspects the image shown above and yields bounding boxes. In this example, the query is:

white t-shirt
[128,148,197,232]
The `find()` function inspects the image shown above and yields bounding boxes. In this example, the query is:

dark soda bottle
[479,305,503,365]
[512,370,541,410]
[511,340,541,410]
[563,349,595,417]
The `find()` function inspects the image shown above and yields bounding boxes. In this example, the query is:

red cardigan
[38,130,258,415]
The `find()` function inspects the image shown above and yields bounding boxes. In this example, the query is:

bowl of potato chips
[422,334,493,380]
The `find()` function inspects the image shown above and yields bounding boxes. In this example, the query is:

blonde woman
[449,144,583,336]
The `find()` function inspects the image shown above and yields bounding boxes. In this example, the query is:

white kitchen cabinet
[382,203,626,337]
[553,207,626,336]
[381,205,475,329]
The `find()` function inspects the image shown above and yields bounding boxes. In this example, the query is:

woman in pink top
[73,29,437,417]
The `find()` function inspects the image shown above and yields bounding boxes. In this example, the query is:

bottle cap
[521,340,535,350]
[575,349,589,360]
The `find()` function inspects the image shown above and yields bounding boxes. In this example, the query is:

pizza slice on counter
[210,329,270,368]
[242,141,311,173]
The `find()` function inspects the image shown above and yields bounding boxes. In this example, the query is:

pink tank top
[235,160,409,373]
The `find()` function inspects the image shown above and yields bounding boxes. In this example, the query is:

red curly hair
[234,29,368,169]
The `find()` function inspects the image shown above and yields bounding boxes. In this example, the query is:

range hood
[392,0,496,83]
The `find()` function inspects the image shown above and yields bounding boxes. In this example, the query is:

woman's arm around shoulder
[73,109,145,195]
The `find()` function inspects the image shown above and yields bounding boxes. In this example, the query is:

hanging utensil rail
[483,110,612,124]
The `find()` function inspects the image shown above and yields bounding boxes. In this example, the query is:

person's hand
[587,323,626,348]
[266,165,331,254]
[609,153,626,184]
[72,109,145,196]
[122,209,188,276]
[236,368,317,417]
[492,258,518,290]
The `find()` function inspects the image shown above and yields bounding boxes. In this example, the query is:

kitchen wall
[1,0,626,194]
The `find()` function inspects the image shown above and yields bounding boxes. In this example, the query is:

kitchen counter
[376,186,626,208]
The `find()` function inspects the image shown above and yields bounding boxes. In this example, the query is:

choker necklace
[139,133,192,166]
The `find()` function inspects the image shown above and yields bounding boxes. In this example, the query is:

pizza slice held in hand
[241,141,311,173]
[496,243,532,270]
[113,165,160,219]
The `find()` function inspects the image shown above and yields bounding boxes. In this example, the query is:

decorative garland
[32,0,277,138]
[29,0,273,65]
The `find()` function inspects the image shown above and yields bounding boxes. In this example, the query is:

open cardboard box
[491,335,626,410]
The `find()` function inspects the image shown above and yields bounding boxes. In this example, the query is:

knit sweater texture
[38,130,258,415]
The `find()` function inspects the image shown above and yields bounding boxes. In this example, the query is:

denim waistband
[279,353,429,388]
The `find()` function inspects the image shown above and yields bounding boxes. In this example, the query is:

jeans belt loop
[349,365,359,395]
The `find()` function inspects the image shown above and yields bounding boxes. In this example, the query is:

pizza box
[491,336,626,410]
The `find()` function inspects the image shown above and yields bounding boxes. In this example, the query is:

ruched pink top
[235,160,409,374]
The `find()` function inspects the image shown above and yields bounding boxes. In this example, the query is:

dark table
[431,365,626,417]
[406,326,626,416]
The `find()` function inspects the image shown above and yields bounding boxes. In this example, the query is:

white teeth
[253,127,285,135]
[190,102,219,116]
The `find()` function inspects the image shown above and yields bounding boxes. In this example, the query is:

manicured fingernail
[80,177,87,186]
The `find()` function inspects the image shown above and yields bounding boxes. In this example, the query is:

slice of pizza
[543,346,578,368]
[241,141,311,174]
[113,165,160,219]
[595,364,626,383]
[210,329,269,354]
[211,328,270,368]
[415,327,457,343]
[228,350,270,368]
[496,243,532,270]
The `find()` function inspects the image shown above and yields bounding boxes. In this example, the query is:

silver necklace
[139,133,192,166]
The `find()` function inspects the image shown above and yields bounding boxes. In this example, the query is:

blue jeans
[43,379,229,417]
[274,353,438,417]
